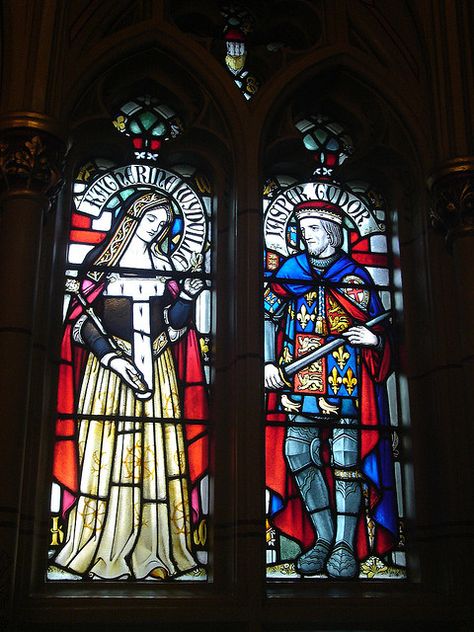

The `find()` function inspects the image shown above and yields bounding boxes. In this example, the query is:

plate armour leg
[327,419,361,578]
[285,418,334,574]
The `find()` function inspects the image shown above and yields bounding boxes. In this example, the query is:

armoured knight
[264,200,397,578]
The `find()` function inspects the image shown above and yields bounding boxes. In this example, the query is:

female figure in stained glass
[53,191,207,580]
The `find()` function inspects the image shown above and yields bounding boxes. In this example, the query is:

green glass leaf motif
[151,122,167,137]
[303,133,318,151]
[129,120,141,134]
[315,128,327,143]
[139,111,158,130]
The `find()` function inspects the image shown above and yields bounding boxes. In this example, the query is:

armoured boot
[326,420,361,578]
[326,479,361,578]
[285,422,334,575]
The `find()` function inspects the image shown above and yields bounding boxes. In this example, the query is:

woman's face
[135,206,170,243]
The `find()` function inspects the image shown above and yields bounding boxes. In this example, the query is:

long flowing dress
[54,271,201,579]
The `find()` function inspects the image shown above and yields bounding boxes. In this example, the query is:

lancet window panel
[48,153,214,583]
[263,117,408,582]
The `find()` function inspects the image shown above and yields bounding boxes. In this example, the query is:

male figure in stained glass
[264,200,397,578]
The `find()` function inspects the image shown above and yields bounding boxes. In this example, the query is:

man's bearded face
[299,217,331,257]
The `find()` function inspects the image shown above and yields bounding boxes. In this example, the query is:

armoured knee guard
[331,421,362,535]
[332,422,358,470]
[285,422,334,553]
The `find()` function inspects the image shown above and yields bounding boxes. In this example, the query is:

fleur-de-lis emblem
[333,345,350,369]
[328,366,342,394]
[297,304,314,330]
[305,291,318,307]
[342,367,357,395]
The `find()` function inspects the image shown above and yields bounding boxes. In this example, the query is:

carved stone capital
[428,158,474,250]
[0,112,67,203]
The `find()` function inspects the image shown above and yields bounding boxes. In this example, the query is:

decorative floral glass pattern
[112,96,183,161]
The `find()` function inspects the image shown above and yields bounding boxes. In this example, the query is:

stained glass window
[48,102,212,582]
[221,4,259,100]
[264,116,407,580]
[113,96,183,162]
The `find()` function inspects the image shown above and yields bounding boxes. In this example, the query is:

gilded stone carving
[0,114,66,201]
[429,158,474,248]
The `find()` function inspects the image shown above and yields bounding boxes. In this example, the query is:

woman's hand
[108,356,152,399]
[343,325,379,347]
[182,278,204,298]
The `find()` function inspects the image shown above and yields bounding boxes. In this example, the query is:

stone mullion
[232,120,265,617]
[0,114,65,625]
[429,160,474,362]
[444,178,474,609]
[421,0,474,608]
[427,96,474,615]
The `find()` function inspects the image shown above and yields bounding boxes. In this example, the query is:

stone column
[429,159,474,376]
[0,113,65,625]
[418,1,474,614]
[428,158,474,604]
[429,158,474,374]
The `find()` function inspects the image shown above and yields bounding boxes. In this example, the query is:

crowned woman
[53,191,207,580]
